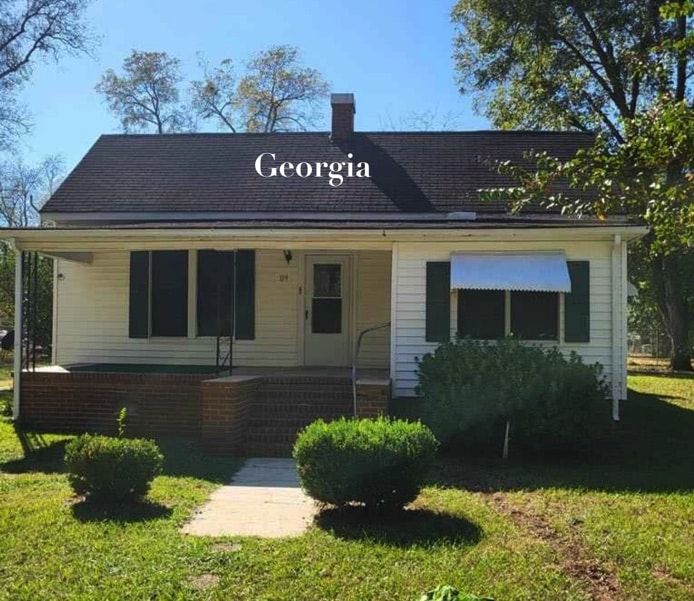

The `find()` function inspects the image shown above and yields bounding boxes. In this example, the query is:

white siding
[354,251,391,367]
[54,249,390,369]
[391,240,623,397]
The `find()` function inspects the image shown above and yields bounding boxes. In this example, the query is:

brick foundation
[19,370,392,456]
[21,371,206,437]
[201,376,262,454]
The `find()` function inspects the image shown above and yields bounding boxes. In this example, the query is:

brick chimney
[330,93,355,140]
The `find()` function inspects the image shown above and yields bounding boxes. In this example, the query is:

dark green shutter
[129,251,150,338]
[197,250,235,336]
[151,251,188,337]
[425,262,450,342]
[235,250,255,340]
[565,261,590,342]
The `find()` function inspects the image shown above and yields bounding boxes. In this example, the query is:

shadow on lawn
[1,427,238,483]
[71,498,172,523]
[1,426,69,474]
[315,506,482,548]
[429,385,694,494]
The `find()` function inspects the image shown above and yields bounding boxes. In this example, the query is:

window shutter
[129,251,150,338]
[197,250,235,336]
[565,261,590,342]
[235,250,255,340]
[425,262,450,342]
[151,250,188,337]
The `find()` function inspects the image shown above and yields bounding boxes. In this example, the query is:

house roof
[41,131,596,217]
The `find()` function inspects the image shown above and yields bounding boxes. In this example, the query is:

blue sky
[17,0,488,171]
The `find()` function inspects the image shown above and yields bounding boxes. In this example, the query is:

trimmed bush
[293,417,438,512]
[416,337,609,453]
[64,434,163,501]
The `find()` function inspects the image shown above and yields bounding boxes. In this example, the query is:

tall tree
[0,0,93,151]
[96,50,193,134]
[190,56,238,132]
[236,45,329,133]
[453,0,694,370]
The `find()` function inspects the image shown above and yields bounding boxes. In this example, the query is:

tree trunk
[652,254,693,371]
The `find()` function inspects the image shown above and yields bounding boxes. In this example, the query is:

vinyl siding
[391,240,625,397]
[53,249,390,368]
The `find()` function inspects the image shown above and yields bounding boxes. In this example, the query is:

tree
[236,45,329,133]
[0,154,62,348]
[190,56,238,132]
[96,50,193,134]
[453,0,694,370]
[0,0,93,151]
[0,154,63,226]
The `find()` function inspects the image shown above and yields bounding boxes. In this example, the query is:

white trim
[5,225,650,251]
[51,259,59,365]
[13,250,22,420]
[389,243,399,385]
[611,234,622,420]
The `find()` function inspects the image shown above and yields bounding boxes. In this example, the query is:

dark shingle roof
[41,131,594,215]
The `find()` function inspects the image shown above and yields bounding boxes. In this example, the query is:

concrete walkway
[182,458,317,538]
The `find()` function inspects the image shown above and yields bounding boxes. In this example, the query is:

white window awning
[451,253,572,293]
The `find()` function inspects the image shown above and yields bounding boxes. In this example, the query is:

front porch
[20,364,391,455]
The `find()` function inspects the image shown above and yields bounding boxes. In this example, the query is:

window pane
[457,290,505,340]
[510,291,558,340]
[151,250,188,336]
[313,264,341,297]
[312,298,342,333]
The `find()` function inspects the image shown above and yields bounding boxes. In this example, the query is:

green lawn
[0,374,692,600]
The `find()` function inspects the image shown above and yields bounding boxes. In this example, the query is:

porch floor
[32,364,389,382]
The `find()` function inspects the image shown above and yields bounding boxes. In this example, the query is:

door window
[312,264,342,333]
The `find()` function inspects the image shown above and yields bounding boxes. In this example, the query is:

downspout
[13,247,23,421]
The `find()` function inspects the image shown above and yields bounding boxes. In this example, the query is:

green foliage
[419,585,493,601]
[293,417,439,511]
[415,337,608,452]
[64,434,163,501]
[116,407,127,438]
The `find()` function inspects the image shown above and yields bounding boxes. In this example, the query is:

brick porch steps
[245,376,355,456]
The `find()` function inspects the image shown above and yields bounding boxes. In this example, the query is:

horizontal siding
[392,240,616,397]
[54,249,391,369]
[355,251,391,367]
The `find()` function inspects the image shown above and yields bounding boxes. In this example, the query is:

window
[457,290,505,339]
[151,251,188,336]
[311,263,342,334]
[510,291,558,340]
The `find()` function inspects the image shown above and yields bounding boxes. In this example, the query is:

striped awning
[450,253,572,292]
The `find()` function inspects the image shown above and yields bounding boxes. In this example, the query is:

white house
[2,94,646,454]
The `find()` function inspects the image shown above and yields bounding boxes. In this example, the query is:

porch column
[13,250,22,420]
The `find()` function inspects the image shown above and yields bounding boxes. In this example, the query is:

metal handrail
[352,321,390,417]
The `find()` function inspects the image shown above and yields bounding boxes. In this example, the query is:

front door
[304,256,350,366]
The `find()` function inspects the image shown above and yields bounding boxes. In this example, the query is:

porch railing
[351,321,390,417]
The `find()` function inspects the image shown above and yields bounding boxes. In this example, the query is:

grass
[0,374,692,600]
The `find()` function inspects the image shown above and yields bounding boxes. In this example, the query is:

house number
[278,274,289,282]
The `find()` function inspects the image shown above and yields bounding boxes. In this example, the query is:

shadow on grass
[1,427,239,484]
[1,425,69,474]
[315,505,482,548]
[71,498,172,523]
[428,385,694,494]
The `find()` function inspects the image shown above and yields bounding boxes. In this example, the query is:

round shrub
[293,417,439,511]
[64,434,164,501]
